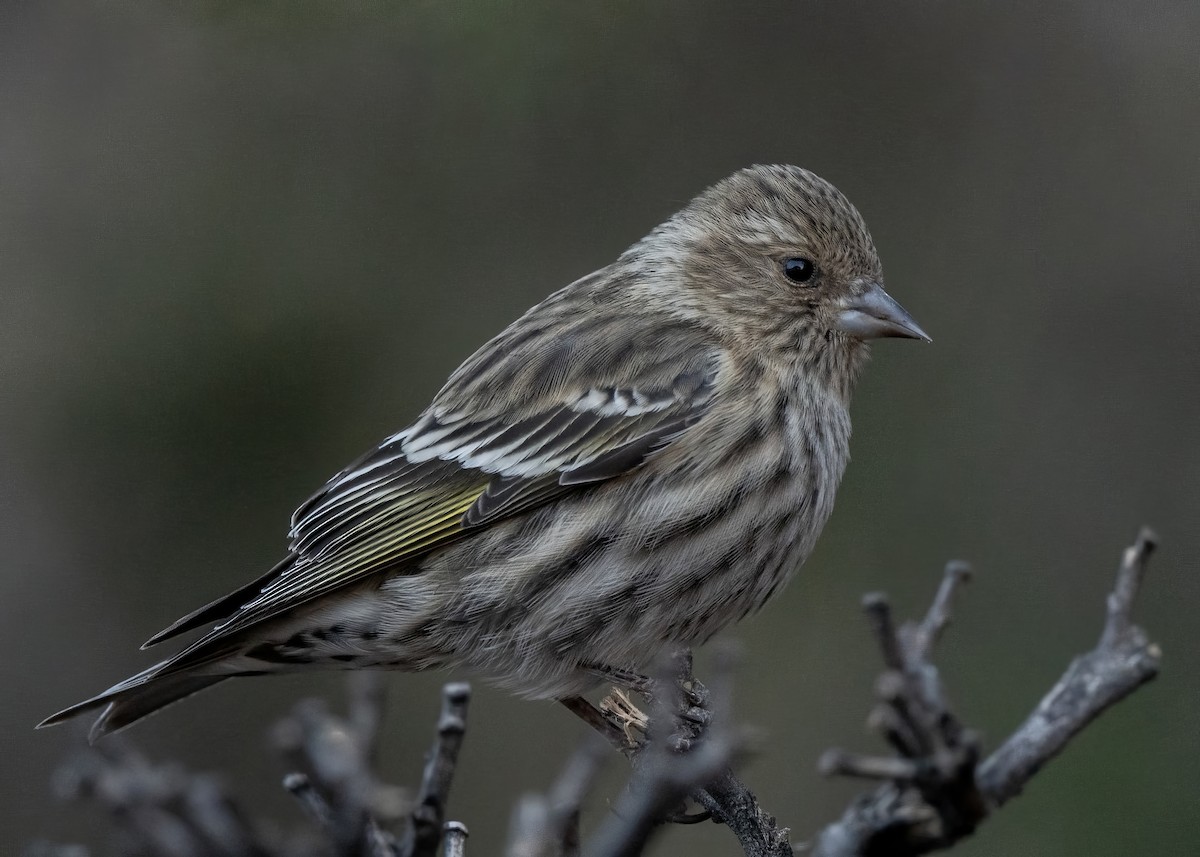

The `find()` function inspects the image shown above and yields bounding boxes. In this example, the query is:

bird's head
[624,165,928,365]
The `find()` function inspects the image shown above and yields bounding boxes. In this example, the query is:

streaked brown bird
[41,165,928,741]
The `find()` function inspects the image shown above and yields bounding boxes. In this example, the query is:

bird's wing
[147,312,720,645]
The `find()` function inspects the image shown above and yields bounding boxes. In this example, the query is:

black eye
[783,257,816,284]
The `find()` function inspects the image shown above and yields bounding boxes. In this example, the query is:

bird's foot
[611,654,711,752]
[584,649,713,752]
[599,687,650,745]
[665,677,711,753]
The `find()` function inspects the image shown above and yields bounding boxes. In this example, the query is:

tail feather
[42,596,291,740]
[38,666,231,742]
[141,554,296,649]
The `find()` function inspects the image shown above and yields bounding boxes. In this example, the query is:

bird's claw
[599,687,650,745]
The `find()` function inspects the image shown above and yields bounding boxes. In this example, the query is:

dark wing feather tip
[141,554,296,648]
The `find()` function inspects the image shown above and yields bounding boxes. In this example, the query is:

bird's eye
[783,257,816,284]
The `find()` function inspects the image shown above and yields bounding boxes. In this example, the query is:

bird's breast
[406,379,854,690]
[613,379,853,638]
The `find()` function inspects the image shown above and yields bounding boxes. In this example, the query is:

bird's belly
[321,397,851,698]
[374,461,836,697]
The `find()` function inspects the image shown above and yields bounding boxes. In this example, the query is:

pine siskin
[41,165,928,740]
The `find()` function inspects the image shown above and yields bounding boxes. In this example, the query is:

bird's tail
[38,662,231,742]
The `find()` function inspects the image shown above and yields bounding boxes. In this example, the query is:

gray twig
[399,682,471,857]
[586,652,738,857]
[275,698,386,857]
[283,771,333,828]
[811,529,1161,856]
[562,645,793,857]
[689,770,794,857]
[349,672,389,769]
[48,735,275,857]
[976,528,1160,806]
[502,736,608,857]
[443,821,469,857]
[911,561,972,660]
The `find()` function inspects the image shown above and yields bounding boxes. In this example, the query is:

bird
[40,164,928,742]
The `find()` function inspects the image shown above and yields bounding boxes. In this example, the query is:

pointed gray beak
[835,282,930,342]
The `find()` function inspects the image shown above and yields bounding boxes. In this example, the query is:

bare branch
[977,528,1160,806]
[862,592,905,671]
[504,737,609,857]
[911,561,972,660]
[49,735,278,857]
[587,704,735,857]
[349,672,388,769]
[690,771,794,857]
[443,821,469,857]
[400,682,471,857]
[283,771,333,829]
[811,529,1161,856]
[275,699,381,856]
[563,644,793,857]
[817,749,921,782]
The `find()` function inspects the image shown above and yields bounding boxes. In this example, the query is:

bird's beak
[835,282,930,342]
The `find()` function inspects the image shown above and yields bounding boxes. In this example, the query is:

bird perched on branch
[41,165,928,741]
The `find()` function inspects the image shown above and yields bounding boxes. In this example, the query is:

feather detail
[140,336,720,656]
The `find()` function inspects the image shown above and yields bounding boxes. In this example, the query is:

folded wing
[150,316,721,648]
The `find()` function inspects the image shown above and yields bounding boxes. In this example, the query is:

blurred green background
[3,1,1198,854]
